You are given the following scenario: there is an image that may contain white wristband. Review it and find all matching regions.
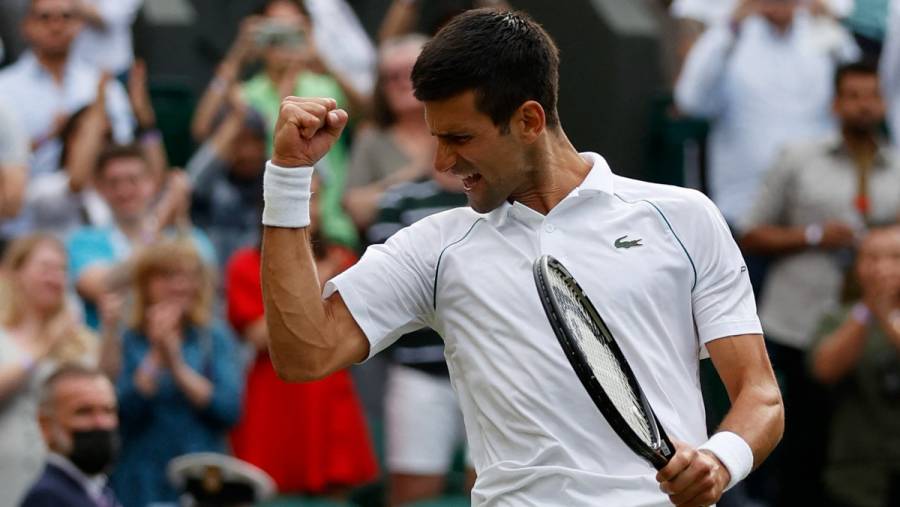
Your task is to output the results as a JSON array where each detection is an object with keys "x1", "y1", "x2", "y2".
[
  {"x1": 262, "y1": 161, "x2": 314, "y2": 228},
  {"x1": 804, "y1": 223, "x2": 824, "y2": 246},
  {"x1": 697, "y1": 431, "x2": 753, "y2": 492}
]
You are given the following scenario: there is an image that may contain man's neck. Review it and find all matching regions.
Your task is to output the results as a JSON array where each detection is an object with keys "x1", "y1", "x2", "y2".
[
  {"x1": 34, "y1": 50, "x2": 68, "y2": 83},
  {"x1": 843, "y1": 127, "x2": 879, "y2": 160},
  {"x1": 510, "y1": 130, "x2": 592, "y2": 215}
]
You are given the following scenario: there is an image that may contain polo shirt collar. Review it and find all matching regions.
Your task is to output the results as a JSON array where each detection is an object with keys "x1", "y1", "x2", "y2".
[
  {"x1": 489, "y1": 151, "x2": 616, "y2": 227},
  {"x1": 826, "y1": 134, "x2": 895, "y2": 168}
]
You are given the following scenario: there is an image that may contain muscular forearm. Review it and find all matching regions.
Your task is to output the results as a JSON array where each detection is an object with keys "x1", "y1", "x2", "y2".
[
  {"x1": 261, "y1": 226, "x2": 368, "y2": 381},
  {"x1": 709, "y1": 336, "x2": 784, "y2": 470},
  {"x1": 262, "y1": 226, "x2": 334, "y2": 380}
]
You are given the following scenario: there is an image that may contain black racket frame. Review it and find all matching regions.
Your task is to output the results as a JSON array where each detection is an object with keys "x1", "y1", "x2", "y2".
[{"x1": 533, "y1": 254, "x2": 675, "y2": 470}]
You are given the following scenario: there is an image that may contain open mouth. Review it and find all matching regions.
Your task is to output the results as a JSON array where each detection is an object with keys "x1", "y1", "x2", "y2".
[{"x1": 461, "y1": 173, "x2": 482, "y2": 191}]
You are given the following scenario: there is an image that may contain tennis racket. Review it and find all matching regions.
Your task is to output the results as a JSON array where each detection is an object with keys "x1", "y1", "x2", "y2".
[{"x1": 532, "y1": 254, "x2": 674, "y2": 470}]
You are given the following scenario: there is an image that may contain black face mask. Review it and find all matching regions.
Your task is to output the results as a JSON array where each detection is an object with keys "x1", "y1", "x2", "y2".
[{"x1": 67, "y1": 429, "x2": 120, "y2": 476}]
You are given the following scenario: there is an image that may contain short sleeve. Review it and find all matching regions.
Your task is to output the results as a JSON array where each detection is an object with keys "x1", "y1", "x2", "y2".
[
  {"x1": 683, "y1": 193, "x2": 762, "y2": 345},
  {"x1": 323, "y1": 219, "x2": 439, "y2": 359}
]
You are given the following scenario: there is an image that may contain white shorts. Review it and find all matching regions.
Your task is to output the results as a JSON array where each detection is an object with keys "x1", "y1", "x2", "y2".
[{"x1": 385, "y1": 364, "x2": 471, "y2": 475}]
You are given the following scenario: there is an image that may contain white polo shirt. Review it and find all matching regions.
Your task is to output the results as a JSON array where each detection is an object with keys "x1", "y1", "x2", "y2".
[{"x1": 325, "y1": 152, "x2": 761, "y2": 506}]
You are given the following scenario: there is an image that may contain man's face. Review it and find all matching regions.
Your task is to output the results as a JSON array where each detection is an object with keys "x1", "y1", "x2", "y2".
[
  {"x1": 95, "y1": 157, "x2": 155, "y2": 222},
  {"x1": 425, "y1": 91, "x2": 529, "y2": 213},
  {"x1": 23, "y1": 0, "x2": 81, "y2": 59},
  {"x1": 834, "y1": 73, "x2": 885, "y2": 133},
  {"x1": 42, "y1": 376, "x2": 118, "y2": 455}
]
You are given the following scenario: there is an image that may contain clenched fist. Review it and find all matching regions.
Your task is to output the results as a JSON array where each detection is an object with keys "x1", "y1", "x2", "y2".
[{"x1": 272, "y1": 96, "x2": 349, "y2": 168}]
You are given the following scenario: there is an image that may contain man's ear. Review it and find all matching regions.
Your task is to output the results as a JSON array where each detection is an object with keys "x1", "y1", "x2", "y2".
[{"x1": 515, "y1": 100, "x2": 546, "y2": 144}]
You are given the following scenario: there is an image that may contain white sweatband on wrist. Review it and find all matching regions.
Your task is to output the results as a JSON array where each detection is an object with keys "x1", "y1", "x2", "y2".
[
  {"x1": 262, "y1": 161, "x2": 314, "y2": 228},
  {"x1": 697, "y1": 431, "x2": 753, "y2": 491}
]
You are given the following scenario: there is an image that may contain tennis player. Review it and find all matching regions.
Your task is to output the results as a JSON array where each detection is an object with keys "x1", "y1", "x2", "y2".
[{"x1": 261, "y1": 9, "x2": 783, "y2": 506}]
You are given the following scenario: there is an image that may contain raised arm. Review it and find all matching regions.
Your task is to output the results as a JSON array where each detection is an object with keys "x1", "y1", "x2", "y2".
[
  {"x1": 262, "y1": 97, "x2": 369, "y2": 382},
  {"x1": 674, "y1": 0, "x2": 757, "y2": 117}
]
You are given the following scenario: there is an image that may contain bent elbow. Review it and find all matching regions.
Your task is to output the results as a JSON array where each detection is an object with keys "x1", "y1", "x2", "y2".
[{"x1": 270, "y1": 352, "x2": 331, "y2": 383}]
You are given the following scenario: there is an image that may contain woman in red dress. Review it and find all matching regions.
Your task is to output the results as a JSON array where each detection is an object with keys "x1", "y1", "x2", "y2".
[{"x1": 227, "y1": 176, "x2": 378, "y2": 495}]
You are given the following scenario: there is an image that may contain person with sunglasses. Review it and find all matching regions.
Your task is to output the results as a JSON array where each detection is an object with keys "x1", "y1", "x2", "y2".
[{"x1": 0, "y1": 0, "x2": 135, "y2": 234}]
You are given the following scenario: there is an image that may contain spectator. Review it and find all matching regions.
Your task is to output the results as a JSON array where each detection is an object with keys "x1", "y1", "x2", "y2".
[
  {"x1": 25, "y1": 83, "x2": 113, "y2": 240},
  {"x1": 344, "y1": 35, "x2": 433, "y2": 232},
  {"x1": 191, "y1": 0, "x2": 358, "y2": 249},
  {"x1": 21, "y1": 365, "x2": 121, "y2": 507},
  {"x1": 810, "y1": 226, "x2": 900, "y2": 507},
  {"x1": 111, "y1": 240, "x2": 242, "y2": 507},
  {"x1": 227, "y1": 175, "x2": 377, "y2": 497},
  {"x1": 0, "y1": 234, "x2": 97, "y2": 506},
  {"x1": 675, "y1": 0, "x2": 860, "y2": 230},
  {"x1": 66, "y1": 145, "x2": 215, "y2": 329},
  {"x1": 366, "y1": 165, "x2": 471, "y2": 506},
  {"x1": 0, "y1": 0, "x2": 134, "y2": 179},
  {"x1": 26, "y1": 59, "x2": 165, "y2": 241},
  {"x1": 740, "y1": 60, "x2": 900, "y2": 505},
  {"x1": 187, "y1": 94, "x2": 266, "y2": 266},
  {"x1": 883, "y1": 0, "x2": 900, "y2": 146},
  {"x1": 70, "y1": 0, "x2": 143, "y2": 78},
  {"x1": 0, "y1": 100, "x2": 28, "y2": 235}
]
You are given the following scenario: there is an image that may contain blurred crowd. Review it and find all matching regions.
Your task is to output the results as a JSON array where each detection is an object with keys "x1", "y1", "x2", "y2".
[{"x1": 0, "y1": 0, "x2": 899, "y2": 506}]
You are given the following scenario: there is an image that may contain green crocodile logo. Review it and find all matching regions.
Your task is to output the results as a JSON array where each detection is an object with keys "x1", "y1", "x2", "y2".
[{"x1": 614, "y1": 235, "x2": 643, "y2": 249}]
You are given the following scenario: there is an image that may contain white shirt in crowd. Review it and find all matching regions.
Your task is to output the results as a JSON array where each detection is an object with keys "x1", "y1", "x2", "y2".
[
  {"x1": 325, "y1": 152, "x2": 762, "y2": 506},
  {"x1": 71, "y1": 0, "x2": 144, "y2": 76},
  {"x1": 26, "y1": 171, "x2": 112, "y2": 240},
  {"x1": 0, "y1": 51, "x2": 134, "y2": 178},
  {"x1": 883, "y1": 0, "x2": 900, "y2": 147},
  {"x1": 0, "y1": 99, "x2": 28, "y2": 167},
  {"x1": 675, "y1": 12, "x2": 859, "y2": 225},
  {"x1": 0, "y1": 52, "x2": 133, "y2": 237},
  {"x1": 305, "y1": 0, "x2": 377, "y2": 97},
  {"x1": 670, "y1": 0, "x2": 855, "y2": 24}
]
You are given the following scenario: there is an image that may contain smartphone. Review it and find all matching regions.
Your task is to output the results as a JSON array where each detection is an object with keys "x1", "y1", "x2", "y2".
[{"x1": 255, "y1": 21, "x2": 306, "y2": 49}]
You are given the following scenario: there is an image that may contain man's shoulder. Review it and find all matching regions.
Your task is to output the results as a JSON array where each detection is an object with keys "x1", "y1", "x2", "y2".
[
  {"x1": 387, "y1": 206, "x2": 485, "y2": 249},
  {"x1": 22, "y1": 464, "x2": 89, "y2": 507},
  {"x1": 611, "y1": 176, "x2": 726, "y2": 232},
  {"x1": 612, "y1": 176, "x2": 712, "y2": 212}
]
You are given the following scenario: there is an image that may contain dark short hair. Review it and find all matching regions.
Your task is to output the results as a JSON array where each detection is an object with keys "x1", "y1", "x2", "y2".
[
  {"x1": 411, "y1": 8, "x2": 560, "y2": 132},
  {"x1": 834, "y1": 59, "x2": 879, "y2": 95},
  {"x1": 95, "y1": 143, "x2": 148, "y2": 178}
]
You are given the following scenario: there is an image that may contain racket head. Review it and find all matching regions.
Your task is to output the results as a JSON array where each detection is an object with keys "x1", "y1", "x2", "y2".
[{"x1": 532, "y1": 254, "x2": 674, "y2": 470}]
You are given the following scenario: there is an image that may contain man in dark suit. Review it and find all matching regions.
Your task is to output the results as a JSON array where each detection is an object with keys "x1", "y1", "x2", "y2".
[{"x1": 21, "y1": 364, "x2": 121, "y2": 507}]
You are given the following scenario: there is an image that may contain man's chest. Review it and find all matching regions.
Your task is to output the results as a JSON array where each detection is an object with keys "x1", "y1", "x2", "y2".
[{"x1": 431, "y1": 200, "x2": 697, "y2": 365}]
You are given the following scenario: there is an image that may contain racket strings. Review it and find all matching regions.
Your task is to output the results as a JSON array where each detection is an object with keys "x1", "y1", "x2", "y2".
[{"x1": 549, "y1": 273, "x2": 654, "y2": 447}]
